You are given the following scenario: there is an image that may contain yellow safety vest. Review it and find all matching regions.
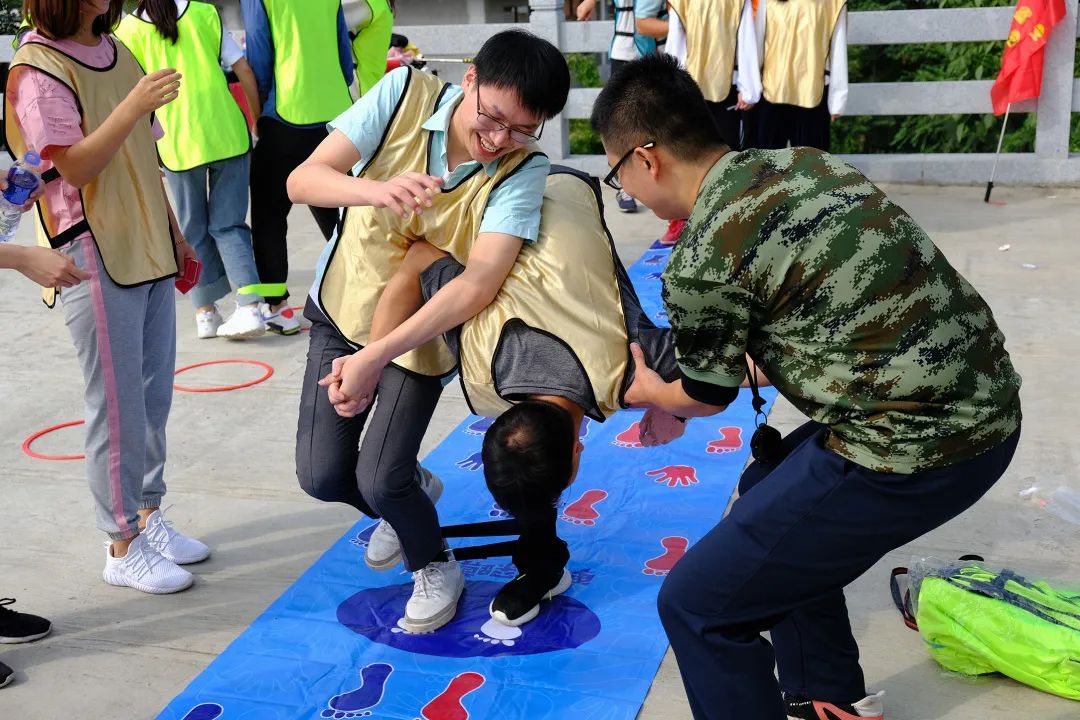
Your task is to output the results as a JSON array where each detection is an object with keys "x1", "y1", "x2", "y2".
[
  {"x1": 317, "y1": 68, "x2": 542, "y2": 376},
  {"x1": 667, "y1": 0, "x2": 745, "y2": 102},
  {"x1": 263, "y1": 0, "x2": 353, "y2": 125},
  {"x1": 4, "y1": 40, "x2": 177, "y2": 307},
  {"x1": 116, "y1": 2, "x2": 251, "y2": 171},
  {"x1": 351, "y1": 0, "x2": 394, "y2": 97},
  {"x1": 762, "y1": 0, "x2": 847, "y2": 108},
  {"x1": 459, "y1": 170, "x2": 630, "y2": 421}
]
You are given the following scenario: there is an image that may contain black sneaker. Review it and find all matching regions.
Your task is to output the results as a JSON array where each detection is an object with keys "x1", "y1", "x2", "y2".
[
  {"x1": 784, "y1": 691, "x2": 885, "y2": 720},
  {"x1": 0, "y1": 598, "x2": 52, "y2": 644},
  {"x1": 0, "y1": 660, "x2": 13, "y2": 689},
  {"x1": 489, "y1": 568, "x2": 572, "y2": 627}
]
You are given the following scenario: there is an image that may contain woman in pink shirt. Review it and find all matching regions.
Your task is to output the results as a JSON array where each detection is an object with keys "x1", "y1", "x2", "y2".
[{"x1": 5, "y1": 0, "x2": 208, "y2": 595}]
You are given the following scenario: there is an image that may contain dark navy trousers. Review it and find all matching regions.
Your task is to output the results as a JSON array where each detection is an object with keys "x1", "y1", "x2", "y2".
[{"x1": 657, "y1": 421, "x2": 1020, "y2": 720}]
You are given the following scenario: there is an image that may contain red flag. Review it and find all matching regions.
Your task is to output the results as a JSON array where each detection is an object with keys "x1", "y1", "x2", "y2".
[{"x1": 991, "y1": 0, "x2": 1067, "y2": 115}]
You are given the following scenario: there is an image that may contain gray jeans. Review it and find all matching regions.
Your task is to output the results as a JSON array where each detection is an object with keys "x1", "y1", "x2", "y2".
[
  {"x1": 296, "y1": 300, "x2": 446, "y2": 570},
  {"x1": 61, "y1": 237, "x2": 175, "y2": 540}
]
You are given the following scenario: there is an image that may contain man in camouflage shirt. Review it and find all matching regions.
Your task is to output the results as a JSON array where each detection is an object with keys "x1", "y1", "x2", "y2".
[{"x1": 592, "y1": 54, "x2": 1021, "y2": 720}]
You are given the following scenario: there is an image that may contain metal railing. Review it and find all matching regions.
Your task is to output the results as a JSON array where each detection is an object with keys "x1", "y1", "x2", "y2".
[{"x1": 4, "y1": 1, "x2": 1078, "y2": 184}]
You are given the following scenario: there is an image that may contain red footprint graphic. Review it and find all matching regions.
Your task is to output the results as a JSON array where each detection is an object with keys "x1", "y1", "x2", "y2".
[
  {"x1": 612, "y1": 421, "x2": 643, "y2": 448},
  {"x1": 560, "y1": 489, "x2": 608, "y2": 526},
  {"x1": 706, "y1": 426, "x2": 743, "y2": 454},
  {"x1": 643, "y1": 536, "x2": 689, "y2": 576},
  {"x1": 418, "y1": 672, "x2": 485, "y2": 720}
]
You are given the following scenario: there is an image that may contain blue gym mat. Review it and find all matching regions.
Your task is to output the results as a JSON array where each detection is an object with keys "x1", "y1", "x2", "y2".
[{"x1": 159, "y1": 243, "x2": 776, "y2": 720}]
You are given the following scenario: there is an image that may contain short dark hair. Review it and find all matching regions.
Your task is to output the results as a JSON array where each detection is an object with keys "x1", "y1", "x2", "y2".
[
  {"x1": 24, "y1": 0, "x2": 123, "y2": 40},
  {"x1": 473, "y1": 29, "x2": 570, "y2": 120},
  {"x1": 591, "y1": 53, "x2": 725, "y2": 160},
  {"x1": 482, "y1": 401, "x2": 575, "y2": 520}
]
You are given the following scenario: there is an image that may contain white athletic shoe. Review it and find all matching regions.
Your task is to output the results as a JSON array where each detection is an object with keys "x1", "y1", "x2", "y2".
[
  {"x1": 365, "y1": 466, "x2": 444, "y2": 571},
  {"x1": 195, "y1": 306, "x2": 222, "y2": 339},
  {"x1": 102, "y1": 533, "x2": 193, "y2": 594},
  {"x1": 259, "y1": 302, "x2": 301, "y2": 335},
  {"x1": 142, "y1": 508, "x2": 210, "y2": 565},
  {"x1": 403, "y1": 555, "x2": 464, "y2": 634},
  {"x1": 216, "y1": 304, "x2": 267, "y2": 340}
]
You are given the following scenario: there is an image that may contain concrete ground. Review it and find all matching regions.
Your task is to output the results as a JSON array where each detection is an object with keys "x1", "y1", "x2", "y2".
[{"x1": 0, "y1": 183, "x2": 1077, "y2": 720}]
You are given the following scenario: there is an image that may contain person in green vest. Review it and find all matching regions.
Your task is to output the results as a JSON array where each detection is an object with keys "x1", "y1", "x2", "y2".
[
  {"x1": 117, "y1": 0, "x2": 266, "y2": 340},
  {"x1": 347, "y1": 0, "x2": 394, "y2": 98},
  {"x1": 242, "y1": 0, "x2": 355, "y2": 335}
]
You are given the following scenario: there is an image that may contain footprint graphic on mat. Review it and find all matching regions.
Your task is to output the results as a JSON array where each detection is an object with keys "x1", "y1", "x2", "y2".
[
  {"x1": 706, "y1": 426, "x2": 743, "y2": 454},
  {"x1": 643, "y1": 536, "x2": 689, "y2": 577},
  {"x1": 489, "y1": 502, "x2": 511, "y2": 519},
  {"x1": 578, "y1": 417, "x2": 591, "y2": 441},
  {"x1": 349, "y1": 521, "x2": 379, "y2": 549},
  {"x1": 612, "y1": 421, "x2": 643, "y2": 448},
  {"x1": 320, "y1": 662, "x2": 394, "y2": 718},
  {"x1": 473, "y1": 617, "x2": 522, "y2": 646},
  {"x1": 416, "y1": 671, "x2": 486, "y2": 720},
  {"x1": 463, "y1": 416, "x2": 494, "y2": 436},
  {"x1": 181, "y1": 704, "x2": 223, "y2": 720},
  {"x1": 560, "y1": 489, "x2": 608, "y2": 526}
]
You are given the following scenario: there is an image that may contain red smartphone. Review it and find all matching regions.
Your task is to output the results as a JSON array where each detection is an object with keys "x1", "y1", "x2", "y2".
[{"x1": 175, "y1": 257, "x2": 202, "y2": 294}]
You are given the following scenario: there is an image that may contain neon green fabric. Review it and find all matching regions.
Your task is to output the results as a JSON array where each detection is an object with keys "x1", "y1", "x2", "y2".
[
  {"x1": 263, "y1": 0, "x2": 353, "y2": 126},
  {"x1": 351, "y1": 0, "x2": 394, "y2": 97},
  {"x1": 238, "y1": 283, "x2": 288, "y2": 298},
  {"x1": 116, "y1": 2, "x2": 250, "y2": 171},
  {"x1": 916, "y1": 564, "x2": 1080, "y2": 700}
]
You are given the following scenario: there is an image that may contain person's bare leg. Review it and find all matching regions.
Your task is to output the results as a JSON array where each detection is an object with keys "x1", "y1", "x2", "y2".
[{"x1": 369, "y1": 241, "x2": 449, "y2": 342}]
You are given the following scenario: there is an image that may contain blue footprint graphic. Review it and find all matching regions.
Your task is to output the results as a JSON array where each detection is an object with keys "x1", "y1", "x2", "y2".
[
  {"x1": 181, "y1": 704, "x2": 223, "y2": 720},
  {"x1": 579, "y1": 417, "x2": 591, "y2": 441},
  {"x1": 463, "y1": 416, "x2": 494, "y2": 436},
  {"x1": 349, "y1": 521, "x2": 379, "y2": 548},
  {"x1": 321, "y1": 662, "x2": 394, "y2": 718},
  {"x1": 489, "y1": 502, "x2": 511, "y2": 518}
]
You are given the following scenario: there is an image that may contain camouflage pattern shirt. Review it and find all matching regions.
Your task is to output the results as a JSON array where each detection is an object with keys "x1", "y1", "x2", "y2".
[{"x1": 662, "y1": 148, "x2": 1022, "y2": 473}]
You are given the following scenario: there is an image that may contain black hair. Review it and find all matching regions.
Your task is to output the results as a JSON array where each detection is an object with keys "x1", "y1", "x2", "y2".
[
  {"x1": 473, "y1": 29, "x2": 570, "y2": 120},
  {"x1": 481, "y1": 400, "x2": 575, "y2": 520},
  {"x1": 591, "y1": 53, "x2": 726, "y2": 160},
  {"x1": 137, "y1": 0, "x2": 179, "y2": 44}
]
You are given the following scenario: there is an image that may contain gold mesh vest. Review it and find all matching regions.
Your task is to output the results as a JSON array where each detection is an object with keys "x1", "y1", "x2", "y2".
[
  {"x1": 459, "y1": 170, "x2": 630, "y2": 420},
  {"x1": 317, "y1": 69, "x2": 542, "y2": 376},
  {"x1": 4, "y1": 40, "x2": 176, "y2": 307},
  {"x1": 668, "y1": 0, "x2": 744, "y2": 102},
  {"x1": 762, "y1": 0, "x2": 847, "y2": 108}
]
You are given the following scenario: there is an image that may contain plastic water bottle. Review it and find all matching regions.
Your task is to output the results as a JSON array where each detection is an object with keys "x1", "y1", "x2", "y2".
[{"x1": 0, "y1": 151, "x2": 43, "y2": 243}]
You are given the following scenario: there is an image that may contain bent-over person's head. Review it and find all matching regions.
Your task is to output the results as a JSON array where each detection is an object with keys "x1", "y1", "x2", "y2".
[
  {"x1": 481, "y1": 400, "x2": 583, "y2": 524},
  {"x1": 591, "y1": 54, "x2": 727, "y2": 219}
]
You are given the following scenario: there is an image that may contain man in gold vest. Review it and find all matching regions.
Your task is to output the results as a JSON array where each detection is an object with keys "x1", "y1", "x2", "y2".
[
  {"x1": 360, "y1": 167, "x2": 689, "y2": 627},
  {"x1": 752, "y1": 0, "x2": 849, "y2": 150},
  {"x1": 288, "y1": 30, "x2": 570, "y2": 634}
]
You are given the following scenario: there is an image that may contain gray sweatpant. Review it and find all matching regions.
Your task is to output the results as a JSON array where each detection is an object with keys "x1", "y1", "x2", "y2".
[{"x1": 61, "y1": 237, "x2": 175, "y2": 541}]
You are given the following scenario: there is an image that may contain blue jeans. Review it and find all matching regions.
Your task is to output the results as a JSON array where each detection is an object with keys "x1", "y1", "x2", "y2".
[
  {"x1": 165, "y1": 154, "x2": 260, "y2": 308},
  {"x1": 657, "y1": 421, "x2": 1020, "y2": 720}
]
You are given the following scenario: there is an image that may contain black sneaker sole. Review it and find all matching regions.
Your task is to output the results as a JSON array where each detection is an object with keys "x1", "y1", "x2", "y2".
[
  {"x1": 0, "y1": 626, "x2": 51, "y2": 644},
  {"x1": 265, "y1": 324, "x2": 301, "y2": 336}
]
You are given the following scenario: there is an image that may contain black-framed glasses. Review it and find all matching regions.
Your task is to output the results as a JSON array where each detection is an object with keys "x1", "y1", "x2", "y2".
[
  {"x1": 475, "y1": 87, "x2": 544, "y2": 145},
  {"x1": 604, "y1": 141, "x2": 655, "y2": 190}
]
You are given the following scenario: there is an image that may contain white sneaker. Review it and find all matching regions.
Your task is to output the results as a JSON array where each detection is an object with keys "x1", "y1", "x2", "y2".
[
  {"x1": 216, "y1": 303, "x2": 267, "y2": 340},
  {"x1": 102, "y1": 533, "x2": 193, "y2": 594},
  {"x1": 142, "y1": 508, "x2": 210, "y2": 564},
  {"x1": 195, "y1": 306, "x2": 222, "y2": 339},
  {"x1": 365, "y1": 466, "x2": 444, "y2": 571},
  {"x1": 259, "y1": 302, "x2": 301, "y2": 335},
  {"x1": 403, "y1": 556, "x2": 464, "y2": 634}
]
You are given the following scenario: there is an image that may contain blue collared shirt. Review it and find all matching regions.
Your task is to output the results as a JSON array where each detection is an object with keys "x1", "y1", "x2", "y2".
[
  {"x1": 310, "y1": 67, "x2": 550, "y2": 302},
  {"x1": 241, "y1": 0, "x2": 355, "y2": 128}
]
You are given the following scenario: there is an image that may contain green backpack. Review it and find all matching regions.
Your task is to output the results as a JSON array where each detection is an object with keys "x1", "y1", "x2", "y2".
[{"x1": 892, "y1": 560, "x2": 1080, "y2": 701}]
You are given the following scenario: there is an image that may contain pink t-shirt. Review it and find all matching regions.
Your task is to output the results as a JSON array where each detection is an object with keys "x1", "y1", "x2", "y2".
[{"x1": 8, "y1": 31, "x2": 164, "y2": 244}]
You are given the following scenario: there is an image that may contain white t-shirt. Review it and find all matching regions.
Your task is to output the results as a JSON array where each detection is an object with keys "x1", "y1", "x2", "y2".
[
  {"x1": 665, "y1": 0, "x2": 761, "y2": 104},
  {"x1": 134, "y1": 0, "x2": 245, "y2": 68}
]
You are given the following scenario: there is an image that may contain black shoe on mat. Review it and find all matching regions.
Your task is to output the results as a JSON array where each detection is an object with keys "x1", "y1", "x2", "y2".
[{"x1": 489, "y1": 568, "x2": 572, "y2": 627}]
